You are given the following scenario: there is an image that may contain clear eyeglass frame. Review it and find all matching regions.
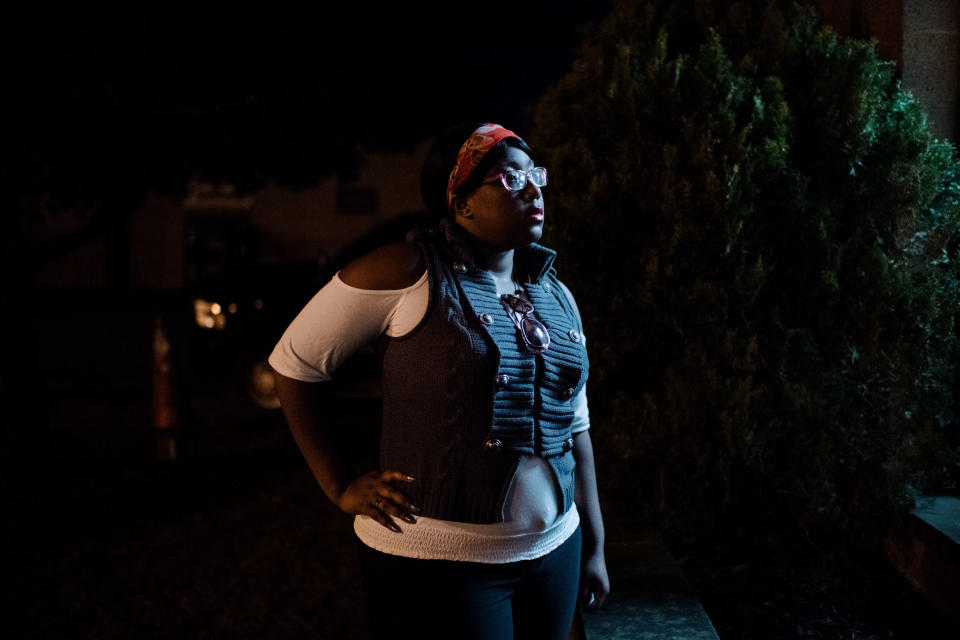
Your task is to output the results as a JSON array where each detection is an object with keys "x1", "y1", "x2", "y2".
[{"x1": 480, "y1": 167, "x2": 548, "y2": 192}]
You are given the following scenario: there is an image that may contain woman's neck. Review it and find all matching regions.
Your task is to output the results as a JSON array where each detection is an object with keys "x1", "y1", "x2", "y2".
[
  {"x1": 451, "y1": 220, "x2": 516, "y2": 280},
  {"x1": 443, "y1": 218, "x2": 527, "y2": 294},
  {"x1": 473, "y1": 245, "x2": 515, "y2": 279},
  {"x1": 482, "y1": 251, "x2": 520, "y2": 296},
  {"x1": 466, "y1": 234, "x2": 520, "y2": 296}
]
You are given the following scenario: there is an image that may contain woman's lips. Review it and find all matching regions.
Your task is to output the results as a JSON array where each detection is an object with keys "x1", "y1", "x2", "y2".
[{"x1": 528, "y1": 208, "x2": 545, "y2": 221}]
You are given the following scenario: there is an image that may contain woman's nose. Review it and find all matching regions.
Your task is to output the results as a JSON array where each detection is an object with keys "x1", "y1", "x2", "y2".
[{"x1": 521, "y1": 180, "x2": 541, "y2": 200}]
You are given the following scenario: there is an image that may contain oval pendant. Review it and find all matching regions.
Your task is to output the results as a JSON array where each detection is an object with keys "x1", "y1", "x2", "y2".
[{"x1": 521, "y1": 318, "x2": 550, "y2": 351}]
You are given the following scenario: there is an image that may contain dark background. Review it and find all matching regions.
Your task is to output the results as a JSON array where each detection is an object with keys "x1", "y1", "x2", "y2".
[
  {"x1": 5, "y1": 5, "x2": 622, "y2": 638},
  {"x1": 5, "y1": 1, "x2": 958, "y2": 638},
  {"x1": 8, "y1": 3, "x2": 614, "y2": 197}
]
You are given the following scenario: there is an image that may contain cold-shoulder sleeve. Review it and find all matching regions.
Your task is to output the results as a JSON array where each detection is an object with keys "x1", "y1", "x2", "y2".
[{"x1": 268, "y1": 270, "x2": 428, "y2": 382}]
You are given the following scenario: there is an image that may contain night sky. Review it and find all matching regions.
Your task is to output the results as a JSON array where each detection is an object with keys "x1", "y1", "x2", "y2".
[{"x1": 10, "y1": 2, "x2": 614, "y2": 203}]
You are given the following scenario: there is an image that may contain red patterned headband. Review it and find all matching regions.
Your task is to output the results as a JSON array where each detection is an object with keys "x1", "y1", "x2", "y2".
[{"x1": 446, "y1": 123, "x2": 522, "y2": 209}]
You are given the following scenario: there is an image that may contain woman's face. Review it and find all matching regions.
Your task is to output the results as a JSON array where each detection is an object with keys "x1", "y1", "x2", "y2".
[{"x1": 456, "y1": 147, "x2": 545, "y2": 250}]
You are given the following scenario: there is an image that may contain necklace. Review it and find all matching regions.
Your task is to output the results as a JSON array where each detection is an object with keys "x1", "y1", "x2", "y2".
[{"x1": 491, "y1": 267, "x2": 522, "y2": 297}]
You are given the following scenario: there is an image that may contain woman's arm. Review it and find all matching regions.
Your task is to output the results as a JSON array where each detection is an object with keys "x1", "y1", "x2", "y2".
[
  {"x1": 272, "y1": 241, "x2": 426, "y2": 532},
  {"x1": 275, "y1": 373, "x2": 419, "y2": 532},
  {"x1": 573, "y1": 430, "x2": 610, "y2": 612},
  {"x1": 274, "y1": 373, "x2": 355, "y2": 505},
  {"x1": 557, "y1": 279, "x2": 610, "y2": 609}
]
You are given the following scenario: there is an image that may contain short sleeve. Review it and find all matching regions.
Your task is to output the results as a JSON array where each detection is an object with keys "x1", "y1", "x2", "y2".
[
  {"x1": 570, "y1": 332, "x2": 590, "y2": 433},
  {"x1": 268, "y1": 270, "x2": 428, "y2": 382}
]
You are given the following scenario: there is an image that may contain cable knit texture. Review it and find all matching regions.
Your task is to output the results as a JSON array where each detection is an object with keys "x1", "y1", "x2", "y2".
[{"x1": 378, "y1": 219, "x2": 588, "y2": 524}]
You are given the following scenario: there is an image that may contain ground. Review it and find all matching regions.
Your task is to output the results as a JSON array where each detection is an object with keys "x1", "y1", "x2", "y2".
[{"x1": 10, "y1": 405, "x2": 957, "y2": 639}]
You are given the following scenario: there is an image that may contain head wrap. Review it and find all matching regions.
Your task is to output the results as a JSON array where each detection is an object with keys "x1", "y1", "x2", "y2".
[{"x1": 445, "y1": 124, "x2": 522, "y2": 210}]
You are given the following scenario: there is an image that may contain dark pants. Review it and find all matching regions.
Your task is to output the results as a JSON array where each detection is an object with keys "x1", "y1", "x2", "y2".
[{"x1": 357, "y1": 525, "x2": 582, "y2": 640}]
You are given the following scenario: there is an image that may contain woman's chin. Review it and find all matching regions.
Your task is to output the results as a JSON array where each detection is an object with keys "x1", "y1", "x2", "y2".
[{"x1": 526, "y1": 223, "x2": 544, "y2": 243}]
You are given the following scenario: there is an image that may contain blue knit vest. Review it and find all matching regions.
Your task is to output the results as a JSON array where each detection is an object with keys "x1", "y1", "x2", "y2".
[{"x1": 377, "y1": 219, "x2": 589, "y2": 524}]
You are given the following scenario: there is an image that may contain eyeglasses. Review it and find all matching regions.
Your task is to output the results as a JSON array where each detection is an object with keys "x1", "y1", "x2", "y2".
[
  {"x1": 500, "y1": 293, "x2": 550, "y2": 353},
  {"x1": 480, "y1": 167, "x2": 548, "y2": 192}
]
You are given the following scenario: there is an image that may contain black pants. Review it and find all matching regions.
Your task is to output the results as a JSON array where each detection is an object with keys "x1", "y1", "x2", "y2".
[{"x1": 357, "y1": 526, "x2": 582, "y2": 640}]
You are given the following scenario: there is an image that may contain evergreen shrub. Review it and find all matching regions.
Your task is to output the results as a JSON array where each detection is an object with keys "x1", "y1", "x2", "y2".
[{"x1": 532, "y1": 0, "x2": 960, "y2": 542}]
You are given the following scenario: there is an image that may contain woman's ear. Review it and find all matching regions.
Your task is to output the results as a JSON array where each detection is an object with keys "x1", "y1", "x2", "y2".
[{"x1": 451, "y1": 196, "x2": 472, "y2": 219}]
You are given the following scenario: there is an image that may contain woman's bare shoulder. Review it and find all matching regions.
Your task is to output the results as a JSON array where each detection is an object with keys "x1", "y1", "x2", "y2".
[{"x1": 338, "y1": 242, "x2": 426, "y2": 290}]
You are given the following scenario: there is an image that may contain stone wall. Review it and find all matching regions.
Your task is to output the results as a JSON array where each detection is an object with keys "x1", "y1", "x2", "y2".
[
  {"x1": 903, "y1": 0, "x2": 959, "y2": 141},
  {"x1": 810, "y1": 0, "x2": 958, "y2": 142}
]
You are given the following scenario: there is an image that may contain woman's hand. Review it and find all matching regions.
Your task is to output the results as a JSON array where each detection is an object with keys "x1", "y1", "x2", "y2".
[
  {"x1": 336, "y1": 470, "x2": 420, "y2": 533},
  {"x1": 580, "y1": 549, "x2": 610, "y2": 612}
]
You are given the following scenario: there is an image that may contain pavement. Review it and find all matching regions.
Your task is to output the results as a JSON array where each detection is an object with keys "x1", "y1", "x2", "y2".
[
  {"x1": 14, "y1": 422, "x2": 372, "y2": 640},
  {"x1": 583, "y1": 534, "x2": 719, "y2": 640}
]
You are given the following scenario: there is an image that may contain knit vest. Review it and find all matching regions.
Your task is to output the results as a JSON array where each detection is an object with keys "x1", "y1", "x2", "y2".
[{"x1": 377, "y1": 219, "x2": 589, "y2": 524}]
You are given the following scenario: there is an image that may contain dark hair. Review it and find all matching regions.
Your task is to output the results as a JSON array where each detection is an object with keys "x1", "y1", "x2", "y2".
[{"x1": 420, "y1": 123, "x2": 534, "y2": 219}]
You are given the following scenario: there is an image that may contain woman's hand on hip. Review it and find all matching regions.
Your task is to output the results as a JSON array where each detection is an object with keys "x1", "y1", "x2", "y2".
[
  {"x1": 580, "y1": 549, "x2": 610, "y2": 613},
  {"x1": 336, "y1": 470, "x2": 420, "y2": 533}
]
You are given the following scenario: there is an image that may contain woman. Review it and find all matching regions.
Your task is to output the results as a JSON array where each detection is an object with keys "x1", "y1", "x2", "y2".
[{"x1": 270, "y1": 123, "x2": 609, "y2": 639}]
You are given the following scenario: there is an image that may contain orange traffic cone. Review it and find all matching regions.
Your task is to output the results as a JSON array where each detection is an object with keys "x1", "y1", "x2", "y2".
[{"x1": 153, "y1": 315, "x2": 179, "y2": 461}]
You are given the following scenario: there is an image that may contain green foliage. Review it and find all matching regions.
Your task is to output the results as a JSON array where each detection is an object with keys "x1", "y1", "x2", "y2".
[{"x1": 532, "y1": 0, "x2": 960, "y2": 542}]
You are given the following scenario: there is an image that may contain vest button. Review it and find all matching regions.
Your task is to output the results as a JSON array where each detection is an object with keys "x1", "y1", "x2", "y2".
[
  {"x1": 453, "y1": 262, "x2": 468, "y2": 274},
  {"x1": 563, "y1": 437, "x2": 575, "y2": 451},
  {"x1": 495, "y1": 374, "x2": 510, "y2": 389},
  {"x1": 484, "y1": 438, "x2": 502, "y2": 452},
  {"x1": 564, "y1": 387, "x2": 576, "y2": 399},
  {"x1": 479, "y1": 313, "x2": 494, "y2": 325},
  {"x1": 544, "y1": 283, "x2": 551, "y2": 291},
  {"x1": 568, "y1": 329, "x2": 581, "y2": 343}
]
